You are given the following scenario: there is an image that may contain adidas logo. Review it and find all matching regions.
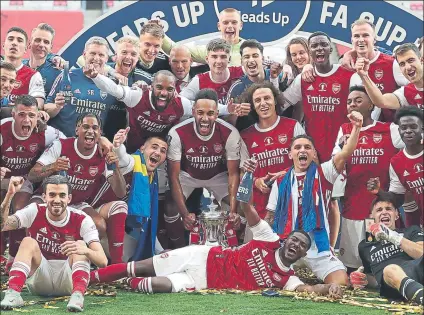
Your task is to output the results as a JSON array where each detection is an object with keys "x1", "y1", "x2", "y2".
[
  {"x1": 40, "y1": 227, "x2": 47, "y2": 234},
  {"x1": 187, "y1": 148, "x2": 194, "y2": 153},
  {"x1": 415, "y1": 94, "x2": 422, "y2": 100},
  {"x1": 307, "y1": 85, "x2": 314, "y2": 91},
  {"x1": 6, "y1": 146, "x2": 13, "y2": 152},
  {"x1": 143, "y1": 111, "x2": 150, "y2": 116},
  {"x1": 262, "y1": 249, "x2": 268, "y2": 257},
  {"x1": 252, "y1": 142, "x2": 258, "y2": 148},
  {"x1": 403, "y1": 170, "x2": 410, "y2": 176}
]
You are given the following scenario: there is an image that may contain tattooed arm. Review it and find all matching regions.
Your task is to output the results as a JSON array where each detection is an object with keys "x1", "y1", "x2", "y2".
[
  {"x1": 1, "y1": 177, "x2": 24, "y2": 231},
  {"x1": 28, "y1": 157, "x2": 70, "y2": 183}
]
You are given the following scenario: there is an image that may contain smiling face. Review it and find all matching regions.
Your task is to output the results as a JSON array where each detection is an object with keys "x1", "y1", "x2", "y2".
[
  {"x1": 169, "y1": 47, "x2": 192, "y2": 80},
  {"x1": 241, "y1": 47, "x2": 263, "y2": 79},
  {"x1": 280, "y1": 232, "x2": 309, "y2": 264},
  {"x1": 218, "y1": 11, "x2": 242, "y2": 44},
  {"x1": 30, "y1": 29, "x2": 53, "y2": 60},
  {"x1": 397, "y1": 50, "x2": 423, "y2": 85},
  {"x1": 252, "y1": 87, "x2": 277, "y2": 121},
  {"x1": 398, "y1": 116, "x2": 423, "y2": 147},
  {"x1": 351, "y1": 23, "x2": 375, "y2": 57},
  {"x1": 0, "y1": 68, "x2": 17, "y2": 98},
  {"x1": 83, "y1": 43, "x2": 109, "y2": 72},
  {"x1": 3, "y1": 31, "x2": 27, "y2": 61},
  {"x1": 289, "y1": 137, "x2": 317, "y2": 172},
  {"x1": 75, "y1": 116, "x2": 101, "y2": 151},
  {"x1": 139, "y1": 33, "x2": 162, "y2": 64},
  {"x1": 371, "y1": 201, "x2": 399, "y2": 230},
  {"x1": 43, "y1": 183, "x2": 71, "y2": 219},
  {"x1": 192, "y1": 99, "x2": 218, "y2": 136},
  {"x1": 151, "y1": 74, "x2": 176, "y2": 111},
  {"x1": 116, "y1": 41, "x2": 139, "y2": 76},
  {"x1": 289, "y1": 43, "x2": 309, "y2": 70},
  {"x1": 141, "y1": 137, "x2": 168, "y2": 174},
  {"x1": 309, "y1": 35, "x2": 332, "y2": 66},
  {"x1": 12, "y1": 103, "x2": 38, "y2": 137},
  {"x1": 347, "y1": 90, "x2": 373, "y2": 117},
  {"x1": 206, "y1": 49, "x2": 230, "y2": 77}
]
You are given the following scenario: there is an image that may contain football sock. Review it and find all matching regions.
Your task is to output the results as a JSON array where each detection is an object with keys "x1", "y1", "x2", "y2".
[
  {"x1": 128, "y1": 277, "x2": 153, "y2": 293},
  {"x1": 90, "y1": 262, "x2": 131, "y2": 285},
  {"x1": 8, "y1": 261, "x2": 30, "y2": 293},
  {"x1": 106, "y1": 201, "x2": 127, "y2": 264},
  {"x1": 400, "y1": 277, "x2": 423, "y2": 305},
  {"x1": 403, "y1": 201, "x2": 421, "y2": 227},
  {"x1": 72, "y1": 261, "x2": 91, "y2": 294}
]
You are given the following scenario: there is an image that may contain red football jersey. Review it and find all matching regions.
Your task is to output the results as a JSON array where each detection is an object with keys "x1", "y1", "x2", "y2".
[
  {"x1": 284, "y1": 64, "x2": 354, "y2": 161},
  {"x1": 14, "y1": 203, "x2": 99, "y2": 260},
  {"x1": 390, "y1": 150, "x2": 424, "y2": 216},
  {"x1": 240, "y1": 117, "x2": 304, "y2": 218},
  {"x1": 126, "y1": 90, "x2": 186, "y2": 153},
  {"x1": 206, "y1": 221, "x2": 295, "y2": 290},
  {"x1": 36, "y1": 138, "x2": 106, "y2": 204},
  {"x1": 167, "y1": 118, "x2": 241, "y2": 180},
  {"x1": 197, "y1": 66, "x2": 243, "y2": 103},
  {"x1": 335, "y1": 121, "x2": 402, "y2": 220},
  {"x1": 8, "y1": 64, "x2": 45, "y2": 104},
  {"x1": 0, "y1": 118, "x2": 63, "y2": 177},
  {"x1": 393, "y1": 83, "x2": 423, "y2": 110}
]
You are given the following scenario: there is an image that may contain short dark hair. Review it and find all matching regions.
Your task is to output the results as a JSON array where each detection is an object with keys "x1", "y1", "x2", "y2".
[
  {"x1": 370, "y1": 195, "x2": 398, "y2": 214},
  {"x1": 7, "y1": 27, "x2": 28, "y2": 44},
  {"x1": 13, "y1": 95, "x2": 38, "y2": 109},
  {"x1": 42, "y1": 175, "x2": 72, "y2": 194},
  {"x1": 349, "y1": 85, "x2": 374, "y2": 111},
  {"x1": 146, "y1": 135, "x2": 168, "y2": 147},
  {"x1": 288, "y1": 230, "x2": 312, "y2": 250},
  {"x1": 194, "y1": 88, "x2": 218, "y2": 107},
  {"x1": 395, "y1": 105, "x2": 423, "y2": 125},
  {"x1": 75, "y1": 112, "x2": 102, "y2": 130},
  {"x1": 289, "y1": 134, "x2": 315, "y2": 149},
  {"x1": 206, "y1": 38, "x2": 231, "y2": 54},
  {"x1": 240, "y1": 39, "x2": 264, "y2": 56},
  {"x1": 308, "y1": 31, "x2": 331, "y2": 45},
  {"x1": 0, "y1": 61, "x2": 16, "y2": 72},
  {"x1": 152, "y1": 70, "x2": 176, "y2": 85},
  {"x1": 238, "y1": 81, "x2": 283, "y2": 123},
  {"x1": 395, "y1": 42, "x2": 422, "y2": 61}
]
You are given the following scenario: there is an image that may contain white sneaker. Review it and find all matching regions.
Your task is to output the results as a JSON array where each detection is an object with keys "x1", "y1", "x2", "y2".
[
  {"x1": 67, "y1": 291, "x2": 84, "y2": 312},
  {"x1": 0, "y1": 289, "x2": 24, "y2": 310}
]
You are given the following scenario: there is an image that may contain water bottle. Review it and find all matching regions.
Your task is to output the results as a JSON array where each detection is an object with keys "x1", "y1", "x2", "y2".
[
  {"x1": 60, "y1": 61, "x2": 73, "y2": 105},
  {"x1": 237, "y1": 159, "x2": 255, "y2": 203}
]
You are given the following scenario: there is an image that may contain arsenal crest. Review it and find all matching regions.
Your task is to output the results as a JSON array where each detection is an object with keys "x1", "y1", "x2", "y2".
[
  {"x1": 13, "y1": 80, "x2": 22, "y2": 89},
  {"x1": 214, "y1": 143, "x2": 223, "y2": 153},
  {"x1": 373, "y1": 133, "x2": 382, "y2": 144},
  {"x1": 332, "y1": 83, "x2": 341, "y2": 94},
  {"x1": 273, "y1": 273, "x2": 282, "y2": 282},
  {"x1": 374, "y1": 69, "x2": 384, "y2": 80},
  {"x1": 89, "y1": 166, "x2": 98, "y2": 176},
  {"x1": 100, "y1": 91, "x2": 108, "y2": 100},
  {"x1": 29, "y1": 143, "x2": 38, "y2": 153},
  {"x1": 278, "y1": 134, "x2": 287, "y2": 144}
]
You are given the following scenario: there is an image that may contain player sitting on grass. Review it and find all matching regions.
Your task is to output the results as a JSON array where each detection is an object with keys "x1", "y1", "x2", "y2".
[{"x1": 90, "y1": 159, "x2": 343, "y2": 298}]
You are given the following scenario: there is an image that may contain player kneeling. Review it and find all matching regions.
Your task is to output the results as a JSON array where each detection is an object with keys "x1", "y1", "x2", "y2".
[
  {"x1": 90, "y1": 160, "x2": 342, "y2": 298},
  {"x1": 0, "y1": 175, "x2": 107, "y2": 312}
]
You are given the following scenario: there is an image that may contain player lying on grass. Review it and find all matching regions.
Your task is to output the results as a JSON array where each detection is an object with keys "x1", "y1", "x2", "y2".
[{"x1": 90, "y1": 159, "x2": 343, "y2": 297}]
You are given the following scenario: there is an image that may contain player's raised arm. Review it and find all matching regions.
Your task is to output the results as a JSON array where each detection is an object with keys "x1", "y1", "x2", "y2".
[
  {"x1": 85, "y1": 65, "x2": 143, "y2": 108},
  {"x1": 356, "y1": 57, "x2": 401, "y2": 109},
  {"x1": 1, "y1": 177, "x2": 24, "y2": 231},
  {"x1": 332, "y1": 111, "x2": 363, "y2": 173}
]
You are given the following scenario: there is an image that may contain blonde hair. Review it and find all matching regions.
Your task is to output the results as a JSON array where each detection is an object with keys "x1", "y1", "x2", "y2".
[
  {"x1": 351, "y1": 19, "x2": 376, "y2": 33},
  {"x1": 116, "y1": 35, "x2": 140, "y2": 51}
]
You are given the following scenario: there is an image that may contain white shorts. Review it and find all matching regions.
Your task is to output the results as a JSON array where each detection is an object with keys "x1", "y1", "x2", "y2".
[
  {"x1": 339, "y1": 217, "x2": 365, "y2": 269},
  {"x1": 331, "y1": 173, "x2": 346, "y2": 198},
  {"x1": 26, "y1": 255, "x2": 73, "y2": 296},
  {"x1": 180, "y1": 171, "x2": 229, "y2": 202},
  {"x1": 297, "y1": 253, "x2": 346, "y2": 281},
  {"x1": 1, "y1": 178, "x2": 33, "y2": 194},
  {"x1": 158, "y1": 162, "x2": 169, "y2": 194},
  {"x1": 153, "y1": 245, "x2": 211, "y2": 292}
]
